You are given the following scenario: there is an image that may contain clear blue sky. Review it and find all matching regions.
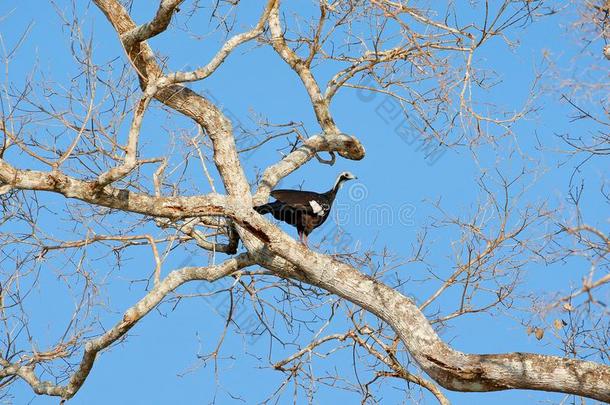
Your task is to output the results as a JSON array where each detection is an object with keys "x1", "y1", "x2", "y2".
[{"x1": 1, "y1": 1, "x2": 607, "y2": 404}]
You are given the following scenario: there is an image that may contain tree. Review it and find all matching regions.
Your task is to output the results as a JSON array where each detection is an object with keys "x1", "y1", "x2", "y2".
[{"x1": 0, "y1": 0, "x2": 608, "y2": 403}]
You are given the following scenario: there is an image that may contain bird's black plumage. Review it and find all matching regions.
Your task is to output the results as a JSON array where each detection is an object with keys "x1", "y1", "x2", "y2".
[{"x1": 254, "y1": 172, "x2": 356, "y2": 246}]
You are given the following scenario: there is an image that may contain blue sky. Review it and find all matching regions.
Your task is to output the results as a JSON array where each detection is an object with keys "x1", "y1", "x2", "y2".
[{"x1": 1, "y1": 1, "x2": 608, "y2": 404}]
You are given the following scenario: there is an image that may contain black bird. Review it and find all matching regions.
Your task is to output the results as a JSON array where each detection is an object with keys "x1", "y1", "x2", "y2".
[{"x1": 254, "y1": 172, "x2": 357, "y2": 247}]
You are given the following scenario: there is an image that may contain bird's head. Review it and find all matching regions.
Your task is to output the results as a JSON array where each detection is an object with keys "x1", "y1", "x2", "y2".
[
  {"x1": 339, "y1": 171, "x2": 357, "y2": 181},
  {"x1": 333, "y1": 171, "x2": 357, "y2": 191}
]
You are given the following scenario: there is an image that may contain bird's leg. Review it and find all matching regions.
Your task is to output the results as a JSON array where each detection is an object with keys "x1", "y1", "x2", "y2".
[
  {"x1": 298, "y1": 230, "x2": 303, "y2": 244},
  {"x1": 303, "y1": 233, "x2": 308, "y2": 248}
]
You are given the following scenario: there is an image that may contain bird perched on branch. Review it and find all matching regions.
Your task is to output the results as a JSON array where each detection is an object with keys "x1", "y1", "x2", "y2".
[{"x1": 254, "y1": 172, "x2": 357, "y2": 247}]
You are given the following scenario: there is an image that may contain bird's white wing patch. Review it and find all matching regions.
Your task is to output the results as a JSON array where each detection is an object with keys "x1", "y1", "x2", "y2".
[{"x1": 309, "y1": 200, "x2": 325, "y2": 216}]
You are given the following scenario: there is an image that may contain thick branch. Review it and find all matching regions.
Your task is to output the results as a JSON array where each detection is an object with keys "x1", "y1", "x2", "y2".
[
  {"x1": 240, "y1": 214, "x2": 610, "y2": 402},
  {"x1": 120, "y1": 0, "x2": 185, "y2": 47},
  {"x1": 268, "y1": 1, "x2": 338, "y2": 134},
  {"x1": 0, "y1": 159, "x2": 230, "y2": 219}
]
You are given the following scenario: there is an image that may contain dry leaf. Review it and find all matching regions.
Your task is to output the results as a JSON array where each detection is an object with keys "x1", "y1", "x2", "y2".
[{"x1": 534, "y1": 327, "x2": 544, "y2": 340}]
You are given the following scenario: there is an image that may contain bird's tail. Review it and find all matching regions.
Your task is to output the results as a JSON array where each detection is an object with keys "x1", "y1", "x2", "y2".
[{"x1": 253, "y1": 204, "x2": 273, "y2": 215}]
